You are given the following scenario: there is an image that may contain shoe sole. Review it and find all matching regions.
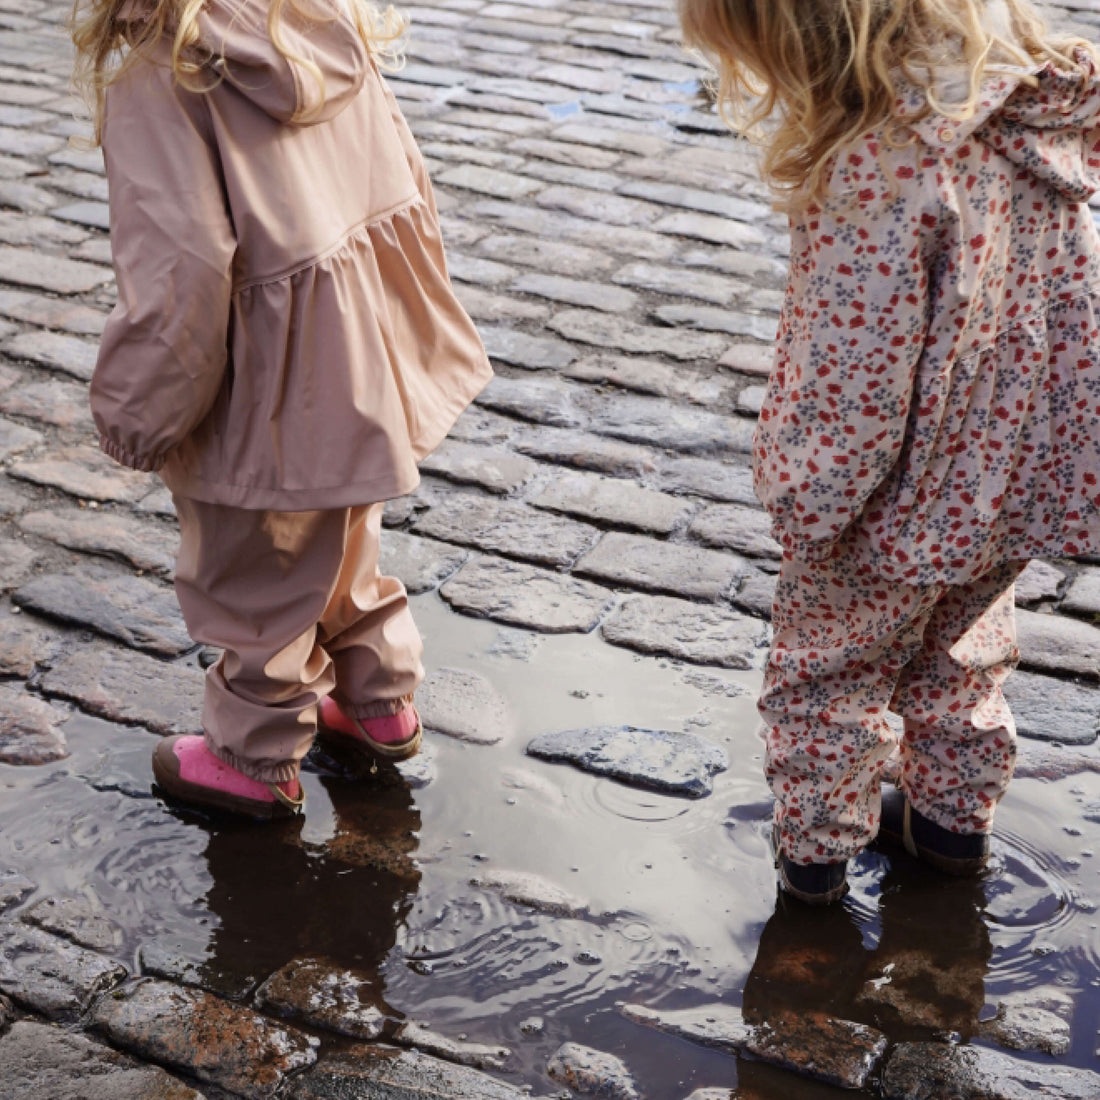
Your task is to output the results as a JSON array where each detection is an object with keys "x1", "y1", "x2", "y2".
[
  {"x1": 152, "y1": 736, "x2": 302, "y2": 821},
  {"x1": 316, "y1": 715, "x2": 423, "y2": 764}
]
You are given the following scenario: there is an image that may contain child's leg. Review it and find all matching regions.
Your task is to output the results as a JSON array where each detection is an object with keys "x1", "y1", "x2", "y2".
[
  {"x1": 173, "y1": 497, "x2": 368, "y2": 784},
  {"x1": 761, "y1": 554, "x2": 942, "y2": 865},
  {"x1": 890, "y1": 562, "x2": 1025, "y2": 836},
  {"x1": 316, "y1": 502, "x2": 424, "y2": 717}
]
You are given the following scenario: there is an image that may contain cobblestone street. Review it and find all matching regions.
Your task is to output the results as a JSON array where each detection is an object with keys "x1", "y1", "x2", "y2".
[{"x1": 3, "y1": 0, "x2": 1100, "y2": 1097}]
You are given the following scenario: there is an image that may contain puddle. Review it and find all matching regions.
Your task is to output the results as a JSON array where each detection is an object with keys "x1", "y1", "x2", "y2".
[{"x1": 1, "y1": 592, "x2": 1100, "y2": 1096}]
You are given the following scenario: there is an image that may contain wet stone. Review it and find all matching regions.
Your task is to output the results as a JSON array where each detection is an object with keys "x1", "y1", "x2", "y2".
[
  {"x1": 0, "y1": 923, "x2": 126, "y2": 1020},
  {"x1": 379, "y1": 531, "x2": 469, "y2": 594},
  {"x1": 603, "y1": 594, "x2": 768, "y2": 669},
  {"x1": 533, "y1": 470, "x2": 693, "y2": 535},
  {"x1": 546, "y1": 1042, "x2": 640, "y2": 1100},
  {"x1": 1002, "y1": 671, "x2": 1100, "y2": 745},
  {"x1": 10, "y1": 445, "x2": 154, "y2": 503},
  {"x1": 412, "y1": 493, "x2": 598, "y2": 568},
  {"x1": 290, "y1": 1044, "x2": 528, "y2": 1100},
  {"x1": 395, "y1": 1020, "x2": 512, "y2": 1071},
  {"x1": 1013, "y1": 559, "x2": 1065, "y2": 606},
  {"x1": 1016, "y1": 609, "x2": 1100, "y2": 680},
  {"x1": 527, "y1": 725, "x2": 728, "y2": 797},
  {"x1": 0, "y1": 874, "x2": 34, "y2": 914},
  {"x1": 91, "y1": 978, "x2": 317, "y2": 1100},
  {"x1": 881, "y1": 1040, "x2": 1100, "y2": 1100},
  {"x1": 418, "y1": 666, "x2": 515, "y2": 744},
  {"x1": 441, "y1": 556, "x2": 614, "y2": 633},
  {"x1": 255, "y1": 958, "x2": 388, "y2": 1041},
  {"x1": 419, "y1": 440, "x2": 540, "y2": 495},
  {"x1": 621, "y1": 1002, "x2": 751, "y2": 1055},
  {"x1": 979, "y1": 992, "x2": 1072, "y2": 1056},
  {"x1": 138, "y1": 941, "x2": 261, "y2": 1003},
  {"x1": 0, "y1": 605, "x2": 65, "y2": 679},
  {"x1": 16, "y1": 567, "x2": 192, "y2": 657},
  {"x1": 745, "y1": 1013, "x2": 888, "y2": 1091},
  {"x1": 470, "y1": 869, "x2": 589, "y2": 918},
  {"x1": 689, "y1": 504, "x2": 781, "y2": 561},
  {"x1": 1014, "y1": 739, "x2": 1100, "y2": 780},
  {"x1": 577, "y1": 532, "x2": 750, "y2": 601},
  {"x1": 587, "y1": 392, "x2": 755, "y2": 455},
  {"x1": 20, "y1": 507, "x2": 178, "y2": 575},
  {"x1": 0, "y1": 1020, "x2": 207, "y2": 1100},
  {"x1": 23, "y1": 895, "x2": 123, "y2": 954},
  {"x1": 0, "y1": 684, "x2": 68, "y2": 764}
]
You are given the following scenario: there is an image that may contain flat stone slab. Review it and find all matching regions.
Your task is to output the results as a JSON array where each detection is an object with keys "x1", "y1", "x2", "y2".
[
  {"x1": 532, "y1": 470, "x2": 693, "y2": 535},
  {"x1": 91, "y1": 979, "x2": 317, "y2": 1100},
  {"x1": 1003, "y1": 671, "x2": 1100, "y2": 745},
  {"x1": 546, "y1": 1041, "x2": 639, "y2": 1100},
  {"x1": 0, "y1": 874, "x2": 34, "y2": 914},
  {"x1": 417, "y1": 667, "x2": 515, "y2": 744},
  {"x1": 476, "y1": 375, "x2": 584, "y2": 429},
  {"x1": 138, "y1": 941, "x2": 261, "y2": 1002},
  {"x1": 10, "y1": 445, "x2": 154, "y2": 503},
  {"x1": 0, "y1": 923, "x2": 126, "y2": 1020},
  {"x1": 527, "y1": 725, "x2": 727, "y2": 797},
  {"x1": 689, "y1": 504, "x2": 782, "y2": 561},
  {"x1": 1060, "y1": 566, "x2": 1100, "y2": 615},
  {"x1": 586, "y1": 391, "x2": 755, "y2": 455},
  {"x1": 0, "y1": 536, "x2": 35, "y2": 592},
  {"x1": 255, "y1": 958, "x2": 388, "y2": 1041},
  {"x1": 745, "y1": 1012, "x2": 888, "y2": 1091},
  {"x1": 20, "y1": 507, "x2": 178, "y2": 576},
  {"x1": 621, "y1": 1002, "x2": 751, "y2": 1055},
  {"x1": 15, "y1": 567, "x2": 192, "y2": 657},
  {"x1": 23, "y1": 896, "x2": 124, "y2": 955},
  {"x1": 0, "y1": 609, "x2": 67, "y2": 677},
  {"x1": 0, "y1": 1020, "x2": 206, "y2": 1100},
  {"x1": 1014, "y1": 560, "x2": 1065, "y2": 606},
  {"x1": 0, "y1": 685, "x2": 68, "y2": 764},
  {"x1": 420, "y1": 440, "x2": 539, "y2": 495},
  {"x1": 470, "y1": 869, "x2": 590, "y2": 918},
  {"x1": 395, "y1": 1021, "x2": 512, "y2": 1071},
  {"x1": 441, "y1": 556, "x2": 614, "y2": 633},
  {"x1": 881, "y1": 1041, "x2": 1100, "y2": 1099},
  {"x1": 603, "y1": 594, "x2": 767, "y2": 669},
  {"x1": 576, "y1": 532, "x2": 750, "y2": 601},
  {"x1": 979, "y1": 995, "x2": 1072, "y2": 1057},
  {"x1": 379, "y1": 531, "x2": 468, "y2": 594},
  {"x1": 40, "y1": 643, "x2": 203, "y2": 736},
  {"x1": 1016, "y1": 610, "x2": 1100, "y2": 680},
  {"x1": 0, "y1": 414, "x2": 42, "y2": 462}
]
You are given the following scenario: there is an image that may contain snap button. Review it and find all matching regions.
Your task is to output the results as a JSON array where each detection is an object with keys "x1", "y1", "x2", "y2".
[{"x1": 938, "y1": 125, "x2": 957, "y2": 143}]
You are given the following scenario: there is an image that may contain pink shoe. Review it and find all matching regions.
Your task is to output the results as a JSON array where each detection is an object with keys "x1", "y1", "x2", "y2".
[
  {"x1": 152, "y1": 735, "x2": 304, "y2": 820},
  {"x1": 317, "y1": 696, "x2": 422, "y2": 762}
]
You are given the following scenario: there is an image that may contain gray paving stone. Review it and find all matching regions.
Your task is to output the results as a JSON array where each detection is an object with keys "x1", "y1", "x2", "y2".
[
  {"x1": 446, "y1": 407, "x2": 515, "y2": 446},
  {"x1": 478, "y1": 230, "x2": 618, "y2": 276},
  {"x1": 39, "y1": 642, "x2": 203, "y2": 735},
  {"x1": 654, "y1": 304, "x2": 778, "y2": 343},
  {"x1": 437, "y1": 162, "x2": 543, "y2": 198},
  {"x1": 737, "y1": 385, "x2": 766, "y2": 415},
  {"x1": 603, "y1": 594, "x2": 767, "y2": 668},
  {"x1": 0, "y1": 476, "x2": 31, "y2": 517},
  {"x1": 15, "y1": 567, "x2": 192, "y2": 657},
  {"x1": 475, "y1": 374, "x2": 583, "y2": 428},
  {"x1": 689, "y1": 504, "x2": 781, "y2": 561},
  {"x1": 546, "y1": 1042, "x2": 639, "y2": 1100},
  {"x1": 587, "y1": 392, "x2": 754, "y2": 455},
  {"x1": 10, "y1": 446, "x2": 154, "y2": 503},
  {"x1": 0, "y1": 874, "x2": 34, "y2": 914},
  {"x1": 550, "y1": 122, "x2": 666, "y2": 157},
  {"x1": 479, "y1": 324, "x2": 577, "y2": 369},
  {"x1": 0, "y1": 923, "x2": 125, "y2": 1020},
  {"x1": 1003, "y1": 670, "x2": 1100, "y2": 744},
  {"x1": 419, "y1": 440, "x2": 539, "y2": 495},
  {"x1": 1014, "y1": 560, "x2": 1065, "y2": 606},
  {"x1": 535, "y1": 183, "x2": 660, "y2": 225},
  {"x1": 412, "y1": 493, "x2": 598, "y2": 568},
  {"x1": 446, "y1": 251, "x2": 516, "y2": 287},
  {"x1": 0, "y1": 608, "x2": 65, "y2": 677},
  {"x1": 979, "y1": 991, "x2": 1073, "y2": 1057},
  {"x1": 441, "y1": 556, "x2": 613, "y2": 632},
  {"x1": 577, "y1": 531, "x2": 749, "y2": 600},
  {"x1": 0, "y1": 245, "x2": 110, "y2": 293},
  {"x1": 616, "y1": 179, "x2": 771, "y2": 222},
  {"x1": 91, "y1": 979, "x2": 317, "y2": 1100},
  {"x1": 0, "y1": 535, "x2": 35, "y2": 591},
  {"x1": 509, "y1": 137, "x2": 621, "y2": 170},
  {"x1": 0, "y1": 1020, "x2": 206, "y2": 1100},
  {"x1": 881, "y1": 1041, "x2": 1100, "y2": 1100},
  {"x1": 4, "y1": 329, "x2": 98, "y2": 380},
  {"x1": 138, "y1": 941, "x2": 261, "y2": 1003},
  {"x1": 533, "y1": 469, "x2": 693, "y2": 534},
  {"x1": 0, "y1": 211, "x2": 85, "y2": 247},
  {"x1": 528, "y1": 724, "x2": 727, "y2": 797},
  {"x1": 511, "y1": 271, "x2": 636, "y2": 312},
  {"x1": 395, "y1": 1021, "x2": 511, "y2": 1071},
  {"x1": 379, "y1": 530, "x2": 468, "y2": 594},
  {"x1": 0, "y1": 683, "x2": 68, "y2": 764},
  {"x1": 454, "y1": 283, "x2": 551, "y2": 323},
  {"x1": 45, "y1": 167, "x2": 110, "y2": 202},
  {"x1": 255, "y1": 958, "x2": 388, "y2": 1041},
  {"x1": 51, "y1": 200, "x2": 109, "y2": 229},
  {"x1": 719, "y1": 342, "x2": 777, "y2": 377},
  {"x1": 745, "y1": 1013, "x2": 887, "y2": 1091},
  {"x1": 1016, "y1": 609, "x2": 1100, "y2": 680},
  {"x1": 654, "y1": 210, "x2": 767, "y2": 249},
  {"x1": 22, "y1": 895, "x2": 123, "y2": 954},
  {"x1": 653, "y1": 456, "x2": 759, "y2": 504},
  {"x1": 621, "y1": 1002, "x2": 751, "y2": 1055},
  {"x1": 0, "y1": 378, "x2": 95, "y2": 430},
  {"x1": 514, "y1": 426, "x2": 657, "y2": 478},
  {"x1": 417, "y1": 666, "x2": 515, "y2": 744},
  {"x1": 0, "y1": 414, "x2": 42, "y2": 461},
  {"x1": 611, "y1": 260, "x2": 735, "y2": 306},
  {"x1": 20, "y1": 507, "x2": 178, "y2": 575},
  {"x1": 565, "y1": 353, "x2": 729, "y2": 405},
  {"x1": 549, "y1": 308, "x2": 727, "y2": 362},
  {"x1": 1060, "y1": 565, "x2": 1100, "y2": 616},
  {"x1": 733, "y1": 570, "x2": 777, "y2": 620},
  {"x1": 290, "y1": 1045, "x2": 527, "y2": 1100}
]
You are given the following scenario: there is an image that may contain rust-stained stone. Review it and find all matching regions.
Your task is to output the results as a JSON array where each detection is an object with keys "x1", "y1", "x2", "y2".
[
  {"x1": 91, "y1": 979, "x2": 317, "y2": 1100},
  {"x1": 290, "y1": 1044, "x2": 528, "y2": 1099},
  {"x1": 0, "y1": 923, "x2": 126, "y2": 1020},
  {"x1": 395, "y1": 1020, "x2": 512, "y2": 1071},
  {"x1": 255, "y1": 957, "x2": 388, "y2": 1041},
  {"x1": 0, "y1": 684, "x2": 68, "y2": 765},
  {"x1": 546, "y1": 1041, "x2": 640, "y2": 1100},
  {"x1": 743, "y1": 1012, "x2": 888, "y2": 1091}
]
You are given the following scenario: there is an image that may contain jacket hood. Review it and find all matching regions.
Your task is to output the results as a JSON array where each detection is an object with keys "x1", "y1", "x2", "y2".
[
  {"x1": 198, "y1": 0, "x2": 369, "y2": 125},
  {"x1": 904, "y1": 48, "x2": 1100, "y2": 202}
]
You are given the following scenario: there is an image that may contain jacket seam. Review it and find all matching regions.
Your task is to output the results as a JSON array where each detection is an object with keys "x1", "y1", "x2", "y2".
[{"x1": 232, "y1": 192, "x2": 423, "y2": 293}]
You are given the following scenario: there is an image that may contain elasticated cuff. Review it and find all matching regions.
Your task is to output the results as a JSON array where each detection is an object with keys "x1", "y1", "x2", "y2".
[
  {"x1": 342, "y1": 693, "x2": 416, "y2": 720},
  {"x1": 99, "y1": 436, "x2": 164, "y2": 473},
  {"x1": 202, "y1": 733, "x2": 300, "y2": 785}
]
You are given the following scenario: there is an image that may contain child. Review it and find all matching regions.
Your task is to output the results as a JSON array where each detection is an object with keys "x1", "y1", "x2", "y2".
[
  {"x1": 678, "y1": 0, "x2": 1100, "y2": 902},
  {"x1": 71, "y1": 0, "x2": 492, "y2": 818}
]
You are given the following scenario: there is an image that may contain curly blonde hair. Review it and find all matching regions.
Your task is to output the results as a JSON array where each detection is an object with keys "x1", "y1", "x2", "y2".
[
  {"x1": 678, "y1": 0, "x2": 1098, "y2": 209},
  {"x1": 71, "y1": 0, "x2": 406, "y2": 143}
]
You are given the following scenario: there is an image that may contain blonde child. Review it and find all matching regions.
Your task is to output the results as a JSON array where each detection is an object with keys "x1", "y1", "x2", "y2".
[
  {"x1": 679, "y1": 0, "x2": 1100, "y2": 902},
  {"x1": 71, "y1": 0, "x2": 492, "y2": 818}
]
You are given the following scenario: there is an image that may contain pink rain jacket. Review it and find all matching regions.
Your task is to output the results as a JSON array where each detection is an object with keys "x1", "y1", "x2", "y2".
[
  {"x1": 93, "y1": 0, "x2": 492, "y2": 509},
  {"x1": 753, "y1": 51, "x2": 1100, "y2": 585}
]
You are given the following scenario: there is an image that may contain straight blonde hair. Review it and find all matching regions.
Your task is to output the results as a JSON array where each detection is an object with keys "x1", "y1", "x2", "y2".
[
  {"x1": 678, "y1": 0, "x2": 1097, "y2": 210},
  {"x1": 71, "y1": 0, "x2": 407, "y2": 143}
]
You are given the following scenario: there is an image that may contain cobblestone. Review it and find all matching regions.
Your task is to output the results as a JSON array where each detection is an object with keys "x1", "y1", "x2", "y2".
[
  {"x1": 22, "y1": 896, "x2": 123, "y2": 955},
  {"x1": 476, "y1": 374, "x2": 583, "y2": 428},
  {"x1": 689, "y1": 503, "x2": 781, "y2": 561},
  {"x1": 564, "y1": 353, "x2": 729, "y2": 404},
  {"x1": 419, "y1": 439, "x2": 540, "y2": 495},
  {"x1": 533, "y1": 469, "x2": 693, "y2": 534},
  {"x1": 20, "y1": 507, "x2": 177, "y2": 575},
  {"x1": 417, "y1": 666, "x2": 516, "y2": 744},
  {"x1": 0, "y1": 683, "x2": 68, "y2": 764},
  {"x1": 10, "y1": 446, "x2": 154, "y2": 503}
]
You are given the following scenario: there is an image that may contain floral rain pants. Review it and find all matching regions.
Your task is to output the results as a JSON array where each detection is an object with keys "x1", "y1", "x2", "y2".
[{"x1": 761, "y1": 553, "x2": 1026, "y2": 866}]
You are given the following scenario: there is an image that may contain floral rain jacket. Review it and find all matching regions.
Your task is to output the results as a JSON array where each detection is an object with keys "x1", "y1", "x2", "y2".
[{"x1": 753, "y1": 51, "x2": 1100, "y2": 585}]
